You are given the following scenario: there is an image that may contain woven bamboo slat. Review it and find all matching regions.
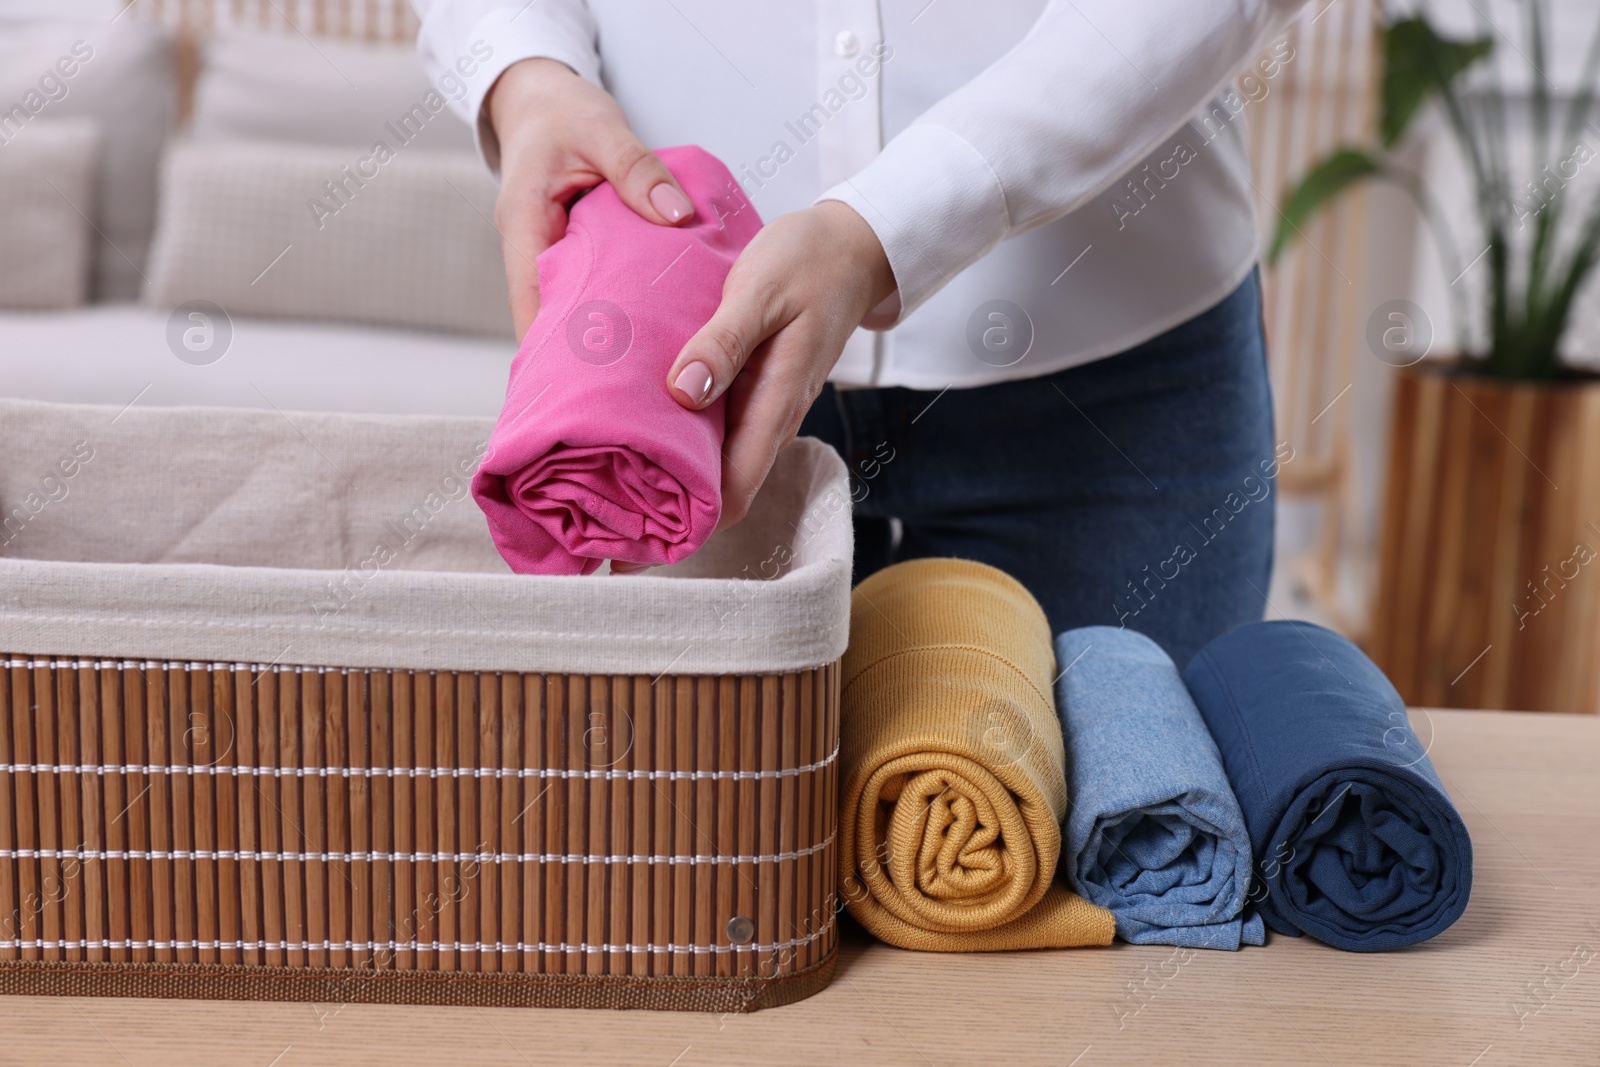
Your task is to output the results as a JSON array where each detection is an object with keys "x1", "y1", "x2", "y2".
[{"x1": 0, "y1": 655, "x2": 841, "y2": 1012}]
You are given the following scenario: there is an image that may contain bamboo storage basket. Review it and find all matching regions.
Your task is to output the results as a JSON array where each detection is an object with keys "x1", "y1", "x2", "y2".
[{"x1": 0, "y1": 398, "x2": 852, "y2": 1012}]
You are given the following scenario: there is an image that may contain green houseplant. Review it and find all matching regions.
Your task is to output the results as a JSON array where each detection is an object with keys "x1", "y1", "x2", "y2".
[
  {"x1": 1273, "y1": 8, "x2": 1600, "y2": 378},
  {"x1": 1273, "y1": 4, "x2": 1600, "y2": 712}
]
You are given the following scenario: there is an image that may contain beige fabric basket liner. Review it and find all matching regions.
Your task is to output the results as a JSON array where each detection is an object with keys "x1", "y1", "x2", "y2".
[{"x1": 0, "y1": 398, "x2": 851, "y2": 675}]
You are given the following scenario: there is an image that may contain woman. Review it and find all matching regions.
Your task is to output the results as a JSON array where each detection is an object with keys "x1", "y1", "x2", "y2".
[{"x1": 413, "y1": 0, "x2": 1307, "y2": 665}]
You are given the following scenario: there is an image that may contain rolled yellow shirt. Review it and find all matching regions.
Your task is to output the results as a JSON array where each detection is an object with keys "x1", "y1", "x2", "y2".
[{"x1": 839, "y1": 557, "x2": 1115, "y2": 951}]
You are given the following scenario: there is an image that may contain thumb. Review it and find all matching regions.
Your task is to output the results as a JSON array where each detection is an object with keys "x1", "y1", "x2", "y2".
[
  {"x1": 597, "y1": 132, "x2": 694, "y2": 226},
  {"x1": 668, "y1": 285, "x2": 779, "y2": 409}
]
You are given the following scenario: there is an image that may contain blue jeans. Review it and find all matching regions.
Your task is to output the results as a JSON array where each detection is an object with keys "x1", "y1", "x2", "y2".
[{"x1": 798, "y1": 271, "x2": 1276, "y2": 668}]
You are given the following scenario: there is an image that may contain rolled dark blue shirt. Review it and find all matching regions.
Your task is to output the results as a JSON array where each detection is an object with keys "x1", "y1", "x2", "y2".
[{"x1": 1183, "y1": 620, "x2": 1472, "y2": 951}]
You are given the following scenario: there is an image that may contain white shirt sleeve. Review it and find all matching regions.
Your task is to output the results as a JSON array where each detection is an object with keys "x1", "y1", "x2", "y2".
[
  {"x1": 818, "y1": 0, "x2": 1310, "y2": 327},
  {"x1": 410, "y1": 0, "x2": 602, "y2": 176}
]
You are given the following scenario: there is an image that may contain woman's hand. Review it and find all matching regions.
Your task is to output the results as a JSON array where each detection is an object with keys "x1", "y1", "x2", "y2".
[
  {"x1": 486, "y1": 59, "x2": 895, "y2": 554},
  {"x1": 486, "y1": 57, "x2": 694, "y2": 340},
  {"x1": 666, "y1": 200, "x2": 896, "y2": 532}
]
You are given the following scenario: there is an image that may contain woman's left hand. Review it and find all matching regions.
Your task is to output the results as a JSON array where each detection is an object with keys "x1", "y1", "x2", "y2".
[{"x1": 664, "y1": 200, "x2": 896, "y2": 533}]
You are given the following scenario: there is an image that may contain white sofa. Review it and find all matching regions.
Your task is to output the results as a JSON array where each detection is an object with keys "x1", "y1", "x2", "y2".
[{"x1": 0, "y1": 18, "x2": 515, "y2": 418}]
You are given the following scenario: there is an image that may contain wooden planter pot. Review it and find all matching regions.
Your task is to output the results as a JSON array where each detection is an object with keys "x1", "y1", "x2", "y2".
[{"x1": 1369, "y1": 363, "x2": 1600, "y2": 713}]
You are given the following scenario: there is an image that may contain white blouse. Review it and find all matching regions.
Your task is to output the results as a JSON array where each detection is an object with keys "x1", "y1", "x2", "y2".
[{"x1": 412, "y1": 0, "x2": 1308, "y2": 388}]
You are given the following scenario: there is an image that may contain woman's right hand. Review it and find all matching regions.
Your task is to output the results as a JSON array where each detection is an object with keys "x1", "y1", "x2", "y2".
[{"x1": 485, "y1": 57, "x2": 694, "y2": 341}]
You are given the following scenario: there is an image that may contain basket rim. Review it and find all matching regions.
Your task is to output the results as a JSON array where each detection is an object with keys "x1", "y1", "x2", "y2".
[{"x1": 0, "y1": 398, "x2": 851, "y2": 676}]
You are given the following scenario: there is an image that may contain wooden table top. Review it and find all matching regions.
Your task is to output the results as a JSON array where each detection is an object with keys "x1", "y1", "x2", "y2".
[{"x1": 4, "y1": 709, "x2": 1595, "y2": 1067}]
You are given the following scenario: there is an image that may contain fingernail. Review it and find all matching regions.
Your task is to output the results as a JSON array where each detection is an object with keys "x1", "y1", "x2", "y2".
[
  {"x1": 649, "y1": 182, "x2": 693, "y2": 223},
  {"x1": 673, "y1": 360, "x2": 713, "y2": 404}
]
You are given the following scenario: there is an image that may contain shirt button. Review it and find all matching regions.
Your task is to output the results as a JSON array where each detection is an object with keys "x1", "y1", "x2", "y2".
[{"x1": 833, "y1": 29, "x2": 861, "y2": 58}]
